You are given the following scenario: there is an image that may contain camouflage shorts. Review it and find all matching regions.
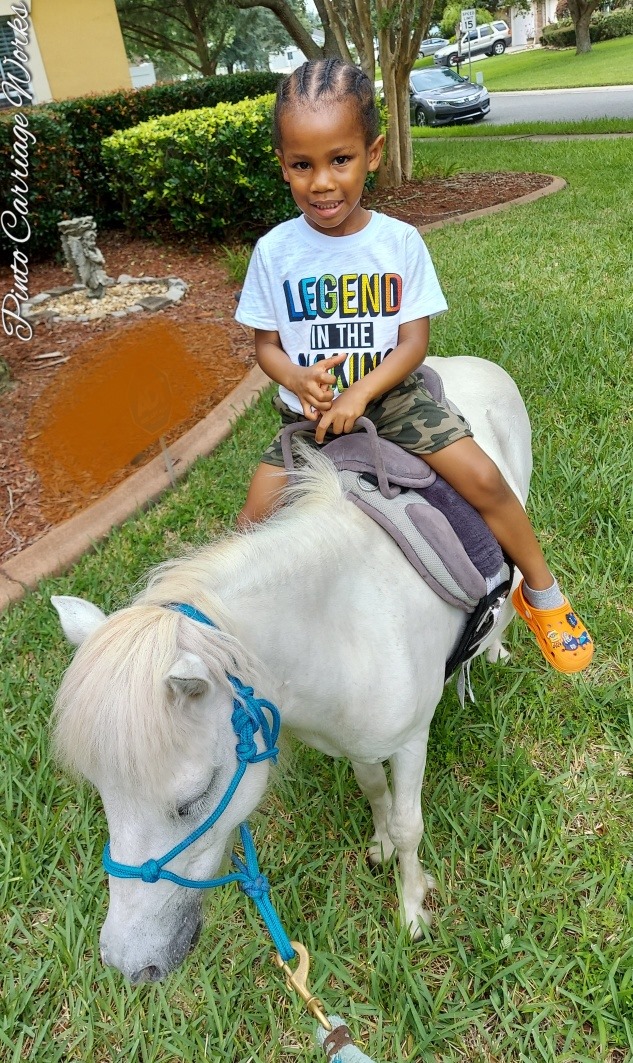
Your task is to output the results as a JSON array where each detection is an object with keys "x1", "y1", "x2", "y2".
[{"x1": 261, "y1": 372, "x2": 473, "y2": 467}]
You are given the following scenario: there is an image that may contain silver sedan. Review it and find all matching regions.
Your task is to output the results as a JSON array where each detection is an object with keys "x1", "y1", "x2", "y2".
[{"x1": 418, "y1": 37, "x2": 449, "y2": 57}]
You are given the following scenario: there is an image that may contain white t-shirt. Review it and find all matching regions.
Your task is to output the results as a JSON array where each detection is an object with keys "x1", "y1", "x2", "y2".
[{"x1": 235, "y1": 211, "x2": 448, "y2": 414}]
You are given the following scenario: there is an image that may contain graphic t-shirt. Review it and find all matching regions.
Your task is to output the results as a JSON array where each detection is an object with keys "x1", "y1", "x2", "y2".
[{"x1": 235, "y1": 211, "x2": 448, "y2": 414}]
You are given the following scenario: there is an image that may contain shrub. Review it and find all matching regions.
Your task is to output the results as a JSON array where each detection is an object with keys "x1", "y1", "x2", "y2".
[
  {"x1": 541, "y1": 8, "x2": 633, "y2": 45},
  {"x1": 0, "y1": 109, "x2": 81, "y2": 262},
  {"x1": 541, "y1": 22, "x2": 577, "y2": 46},
  {"x1": 590, "y1": 8, "x2": 633, "y2": 39},
  {"x1": 102, "y1": 94, "x2": 294, "y2": 239},
  {"x1": 48, "y1": 71, "x2": 282, "y2": 227}
]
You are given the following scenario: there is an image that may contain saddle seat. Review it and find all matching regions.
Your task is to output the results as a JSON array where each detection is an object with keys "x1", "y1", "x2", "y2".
[{"x1": 280, "y1": 364, "x2": 514, "y2": 682}]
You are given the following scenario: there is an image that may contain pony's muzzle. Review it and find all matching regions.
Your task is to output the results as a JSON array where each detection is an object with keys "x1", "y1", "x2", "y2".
[{"x1": 100, "y1": 907, "x2": 203, "y2": 982}]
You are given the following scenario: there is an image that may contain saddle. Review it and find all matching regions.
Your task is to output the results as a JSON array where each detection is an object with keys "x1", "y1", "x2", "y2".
[{"x1": 280, "y1": 364, "x2": 513, "y2": 682}]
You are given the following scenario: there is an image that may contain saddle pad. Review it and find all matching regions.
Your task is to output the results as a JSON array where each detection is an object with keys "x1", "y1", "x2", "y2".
[{"x1": 340, "y1": 469, "x2": 501, "y2": 611}]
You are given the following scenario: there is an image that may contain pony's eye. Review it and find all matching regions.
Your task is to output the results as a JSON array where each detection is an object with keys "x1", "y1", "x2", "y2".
[{"x1": 177, "y1": 779, "x2": 214, "y2": 818}]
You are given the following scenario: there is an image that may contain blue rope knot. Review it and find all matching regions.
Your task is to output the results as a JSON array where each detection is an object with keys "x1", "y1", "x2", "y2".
[
  {"x1": 241, "y1": 873, "x2": 270, "y2": 899},
  {"x1": 235, "y1": 730, "x2": 259, "y2": 762},
  {"x1": 140, "y1": 859, "x2": 161, "y2": 883}
]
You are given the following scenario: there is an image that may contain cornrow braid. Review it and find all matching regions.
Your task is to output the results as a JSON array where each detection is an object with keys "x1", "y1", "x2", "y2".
[{"x1": 273, "y1": 59, "x2": 380, "y2": 149}]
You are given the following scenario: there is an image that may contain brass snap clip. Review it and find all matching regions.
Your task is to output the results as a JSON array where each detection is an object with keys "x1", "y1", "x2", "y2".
[{"x1": 275, "y1": 941, "x2": 332, "y2": 1032}]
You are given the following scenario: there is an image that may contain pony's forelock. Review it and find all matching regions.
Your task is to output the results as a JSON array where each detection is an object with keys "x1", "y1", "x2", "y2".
[{"x1": 51, "y1": 605, "x2": 255, "y2": 803}]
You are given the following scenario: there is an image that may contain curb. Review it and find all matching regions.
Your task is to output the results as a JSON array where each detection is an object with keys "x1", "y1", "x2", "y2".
[
  {"x1": 0, "y1": 365, "x2": 271, "y2": 611},
  {"x1": 416, "y1": 174, "x2": 566, "y2": 234},
  {"x1": 0, "y1": 173, "x2": 566, "y2": 613}
]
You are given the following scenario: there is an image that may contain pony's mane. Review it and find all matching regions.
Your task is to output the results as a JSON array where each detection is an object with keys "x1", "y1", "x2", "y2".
[{"x1": 52, "y1": 451, "x2": 352, "y2": 799}]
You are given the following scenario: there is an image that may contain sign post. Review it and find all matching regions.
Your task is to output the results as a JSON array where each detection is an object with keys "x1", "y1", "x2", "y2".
[{"x1": 460, "y1": 8, "x2": 476, "y2": 78}]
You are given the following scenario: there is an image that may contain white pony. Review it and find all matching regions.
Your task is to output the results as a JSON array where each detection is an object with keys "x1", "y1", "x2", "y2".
[{"x1": 52, "y1": 356, "x2": 532, "y2": 984}]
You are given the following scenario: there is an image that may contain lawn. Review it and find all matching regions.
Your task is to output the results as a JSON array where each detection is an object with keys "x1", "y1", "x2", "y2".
[
  {"x1": 410, "y1": 35, "x2": 633, "y2": 89},
  {"x1": 412, "y1": 116, "x2": 633, "y2": 137},
  {"x1": 475, "y1": 36, "x2": 633, "y2": 90},
  {"x1": 2, "y1": 136, "x2": 633, "y2": 1061}
]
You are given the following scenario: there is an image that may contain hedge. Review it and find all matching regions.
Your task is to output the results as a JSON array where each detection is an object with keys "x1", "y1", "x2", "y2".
[
  {"x1": 0, "y1": 72, "x2": 281, "y2": 263},
  {"x1": 47, "y1": 72, "x2": 282, "y2": 227},
  {"x1": 102, "y1": 94, "x2": 295, "y2": 239},
  {"x1": 0, "y1": 109, "x2": 82, "y2": 262},
  {"x1": 541, "y1": 9, "x2": 633, "y2": 46}
]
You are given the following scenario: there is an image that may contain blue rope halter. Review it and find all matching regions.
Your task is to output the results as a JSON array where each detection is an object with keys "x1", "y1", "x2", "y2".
[{"x1": 102, "y1": 602, "x2": 295, "y2": 962}]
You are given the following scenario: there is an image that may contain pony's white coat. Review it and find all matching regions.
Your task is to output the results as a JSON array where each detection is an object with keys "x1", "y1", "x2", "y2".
[{"x1": 52, "y1": 356, "x2": 532, "y2": 983}]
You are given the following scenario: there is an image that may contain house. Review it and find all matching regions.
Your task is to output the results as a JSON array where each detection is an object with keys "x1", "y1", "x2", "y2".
[
  {"x1": 0, "y1": 0, "x2": 132, "y2": 106},
  {"x1": 268, "y1": 30, "x2": 325, "y2": 73},
  {"x1": 509, "y1": 0, "x2": 558, "y2": 47}
]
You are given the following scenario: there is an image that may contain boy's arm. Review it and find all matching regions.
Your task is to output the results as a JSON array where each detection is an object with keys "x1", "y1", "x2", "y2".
[
  {"x1": 254, "y1": 328, "x2": 347, "y2": 421},
  {"x1": 314, "y1": 317, "x2": 430, "y2": 443}
]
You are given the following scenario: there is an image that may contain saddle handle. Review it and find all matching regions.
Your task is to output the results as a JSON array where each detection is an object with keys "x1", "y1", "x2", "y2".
[{"x1": 279, "y1": 416, "x2": 400, "y2": 500}]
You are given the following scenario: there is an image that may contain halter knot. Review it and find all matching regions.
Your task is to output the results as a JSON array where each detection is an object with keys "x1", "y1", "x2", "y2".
[
  {"x1": 241, "y1": 873, "x2": 270, "y2": 899},
  {"x1": 140, "y1": 859, "x2": 161, "y2": 883},
  {"x1": 232, "y1": 705, "x2": 260, "y2": 762}
]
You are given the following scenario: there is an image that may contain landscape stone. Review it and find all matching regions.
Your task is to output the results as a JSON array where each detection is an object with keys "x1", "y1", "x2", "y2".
[
  {"x1": 138, "y1": 295, "x2": 173, "y2": 312},
  {"x1": 30, "y1": 292, "x2": 52, "y2": 305},
  {"x1": 28, "y1": 310, "x2": 55, "y2": 325},
  {"x1": 47, "y1": 285, "x2": 77, "y2": 297},
  {"x1": 166, "y1": 287, "x2": 185, "y2": 302}
]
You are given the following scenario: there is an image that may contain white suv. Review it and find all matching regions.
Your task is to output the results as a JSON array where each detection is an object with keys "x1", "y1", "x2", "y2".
[{"x1": 433, "y1": 21, "x2": 512, "y2": 66}]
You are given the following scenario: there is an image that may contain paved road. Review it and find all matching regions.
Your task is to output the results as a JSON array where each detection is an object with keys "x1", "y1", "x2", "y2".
[{"x1": 485, "y1": 85, "x2": 633, "y2": 124}]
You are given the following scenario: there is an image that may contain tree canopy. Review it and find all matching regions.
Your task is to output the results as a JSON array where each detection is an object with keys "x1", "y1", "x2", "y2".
[{"x1": 115, "y1": 0, "x2": 437, "y2": 185}]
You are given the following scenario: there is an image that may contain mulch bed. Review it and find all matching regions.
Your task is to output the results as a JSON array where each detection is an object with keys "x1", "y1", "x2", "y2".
[
  {"x1": 363, "y1": 171, "x2": 554, "y2": 224},
  {"x1": 0, "y1": 172, "x2": 553, "y2": 565}
]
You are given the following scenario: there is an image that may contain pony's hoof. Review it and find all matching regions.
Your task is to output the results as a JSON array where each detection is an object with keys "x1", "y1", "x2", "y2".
[
  {"x1": 487, "y1": 640, "x2": 510, "y2": 663},
  {"x1": 422, "y1": 870, "x2": 437, "y2": 892},
  {"x1": 367, "y1": 839, "x2": 395, "y2": 868},
  {"x1": 409, "y1": 908, "x2": 434, "y2": 940}
]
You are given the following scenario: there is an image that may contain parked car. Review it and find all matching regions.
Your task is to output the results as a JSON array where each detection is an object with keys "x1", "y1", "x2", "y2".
[
  {"x1": 433, "y1": 20, "x2": 511, "y2": 66},
  {"x1": 418, "y1": 36, "x2": 450, "y2": 57},
  {"x1": 409, "y1": 67, "x2": 490, "y2": 127}
]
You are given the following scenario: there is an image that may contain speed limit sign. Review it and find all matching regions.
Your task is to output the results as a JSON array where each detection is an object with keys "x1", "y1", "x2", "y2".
[{"x1": 460, "y1": 7, "x2": 476, "y2": 31}]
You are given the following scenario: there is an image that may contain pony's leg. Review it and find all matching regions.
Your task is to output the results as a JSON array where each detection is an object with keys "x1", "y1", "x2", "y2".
[
  {"x1": 352, "y1": 761, "x2": 394, "y2": 866},
  {"x1": 387, "y1": 739, "x2": 435, "y2": 938}
]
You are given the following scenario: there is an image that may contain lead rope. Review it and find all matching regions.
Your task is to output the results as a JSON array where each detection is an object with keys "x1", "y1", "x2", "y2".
[
  {"x1": 162, "y1": 603, "x2": 383, "y2": 1059},
  {"x1": 233, "y1": 825, "x2": 383, "y2": 1061}
]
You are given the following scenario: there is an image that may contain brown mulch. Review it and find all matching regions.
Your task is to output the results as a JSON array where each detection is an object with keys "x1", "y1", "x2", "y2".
[
  {"x1": 0, "y1": 172, "x2": 551, "y2": 565},
  {"x1": 363, "y1": 171, "x2": 554, "y2": 223}
]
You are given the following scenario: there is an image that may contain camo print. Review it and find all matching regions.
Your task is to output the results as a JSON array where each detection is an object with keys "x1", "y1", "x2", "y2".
[{"x1": 262, "y1": 373, "x2": 473, "y2": 467}]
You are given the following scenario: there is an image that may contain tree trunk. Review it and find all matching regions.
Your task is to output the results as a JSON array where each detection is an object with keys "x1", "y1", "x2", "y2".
[
  {"x1": 567, "y1": 0, "x2": 600, "y2": 54},
  {"x1": 574, "y1": 10, "x2": 593, "y2": 52},
  {"x1": 376, "y1": 0, "x2": 431, "y2": 186},
  {"x1": 313, "y1": 0, "x2": 348, "y2": 58},
  {"x1": 233, "y1": 0, "x2": 324, "y2": 59}
]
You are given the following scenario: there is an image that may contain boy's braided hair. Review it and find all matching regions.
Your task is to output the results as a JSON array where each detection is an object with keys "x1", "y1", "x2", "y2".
[{"x1": 273, "y1": 59, "x2": 380, "y2": 149}]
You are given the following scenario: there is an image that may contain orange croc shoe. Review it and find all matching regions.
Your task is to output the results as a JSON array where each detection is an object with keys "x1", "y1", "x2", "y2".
[{"x1": 512, "y1": 579, "x2": 594, "y2": 674}]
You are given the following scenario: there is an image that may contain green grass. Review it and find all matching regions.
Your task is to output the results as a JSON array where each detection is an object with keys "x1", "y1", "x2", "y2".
[
  {"x1": 412, "y1": 116, "x2": 633, "y2": 137},
  {"x1": 2, "y1": 137, "x2": 633, "y2": 1061},
  {"x1": 458, "y1": 35, "x2": 633, "y2": 90}
]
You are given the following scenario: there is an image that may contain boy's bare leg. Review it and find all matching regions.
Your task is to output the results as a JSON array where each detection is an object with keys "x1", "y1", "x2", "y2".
[
  {"x1": 236, "y1": 462, "x2": 289, "y2": 530},
  {"x1": 423, "y1": 437, "x2": 552, "y2": 589}
]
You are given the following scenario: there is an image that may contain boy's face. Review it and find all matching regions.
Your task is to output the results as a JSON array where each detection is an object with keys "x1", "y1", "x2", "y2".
[{"x1": 276, "y1": 100, "x2": 384, "y2": 237}]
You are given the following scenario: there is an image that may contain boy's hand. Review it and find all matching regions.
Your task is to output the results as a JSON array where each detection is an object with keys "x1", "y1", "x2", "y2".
[
  {"x1": 315, "y1": 385, "x2": 370, "y2": 444},
  {"x1": 290, "y1": 353, "x2": 347, "y2": 421}
]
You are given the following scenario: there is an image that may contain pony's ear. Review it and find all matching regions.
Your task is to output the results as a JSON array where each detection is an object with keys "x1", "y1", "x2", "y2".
[
  {"x1": 51, "y1": 595, "x2": 108, "y2": 646},
  {"x1": 165, "y1": 653, "x2": 210, "y2": 700}
]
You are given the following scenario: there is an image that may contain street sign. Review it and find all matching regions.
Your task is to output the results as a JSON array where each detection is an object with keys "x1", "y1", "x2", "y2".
[{"x1": 460, "y1": 7, "x2": 476, "y2": 32}]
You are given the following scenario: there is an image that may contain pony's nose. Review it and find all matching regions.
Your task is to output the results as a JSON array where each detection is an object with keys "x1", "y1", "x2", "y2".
[{"x1": 130, "y1": 964, "x2": 164, "y2": 983}]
